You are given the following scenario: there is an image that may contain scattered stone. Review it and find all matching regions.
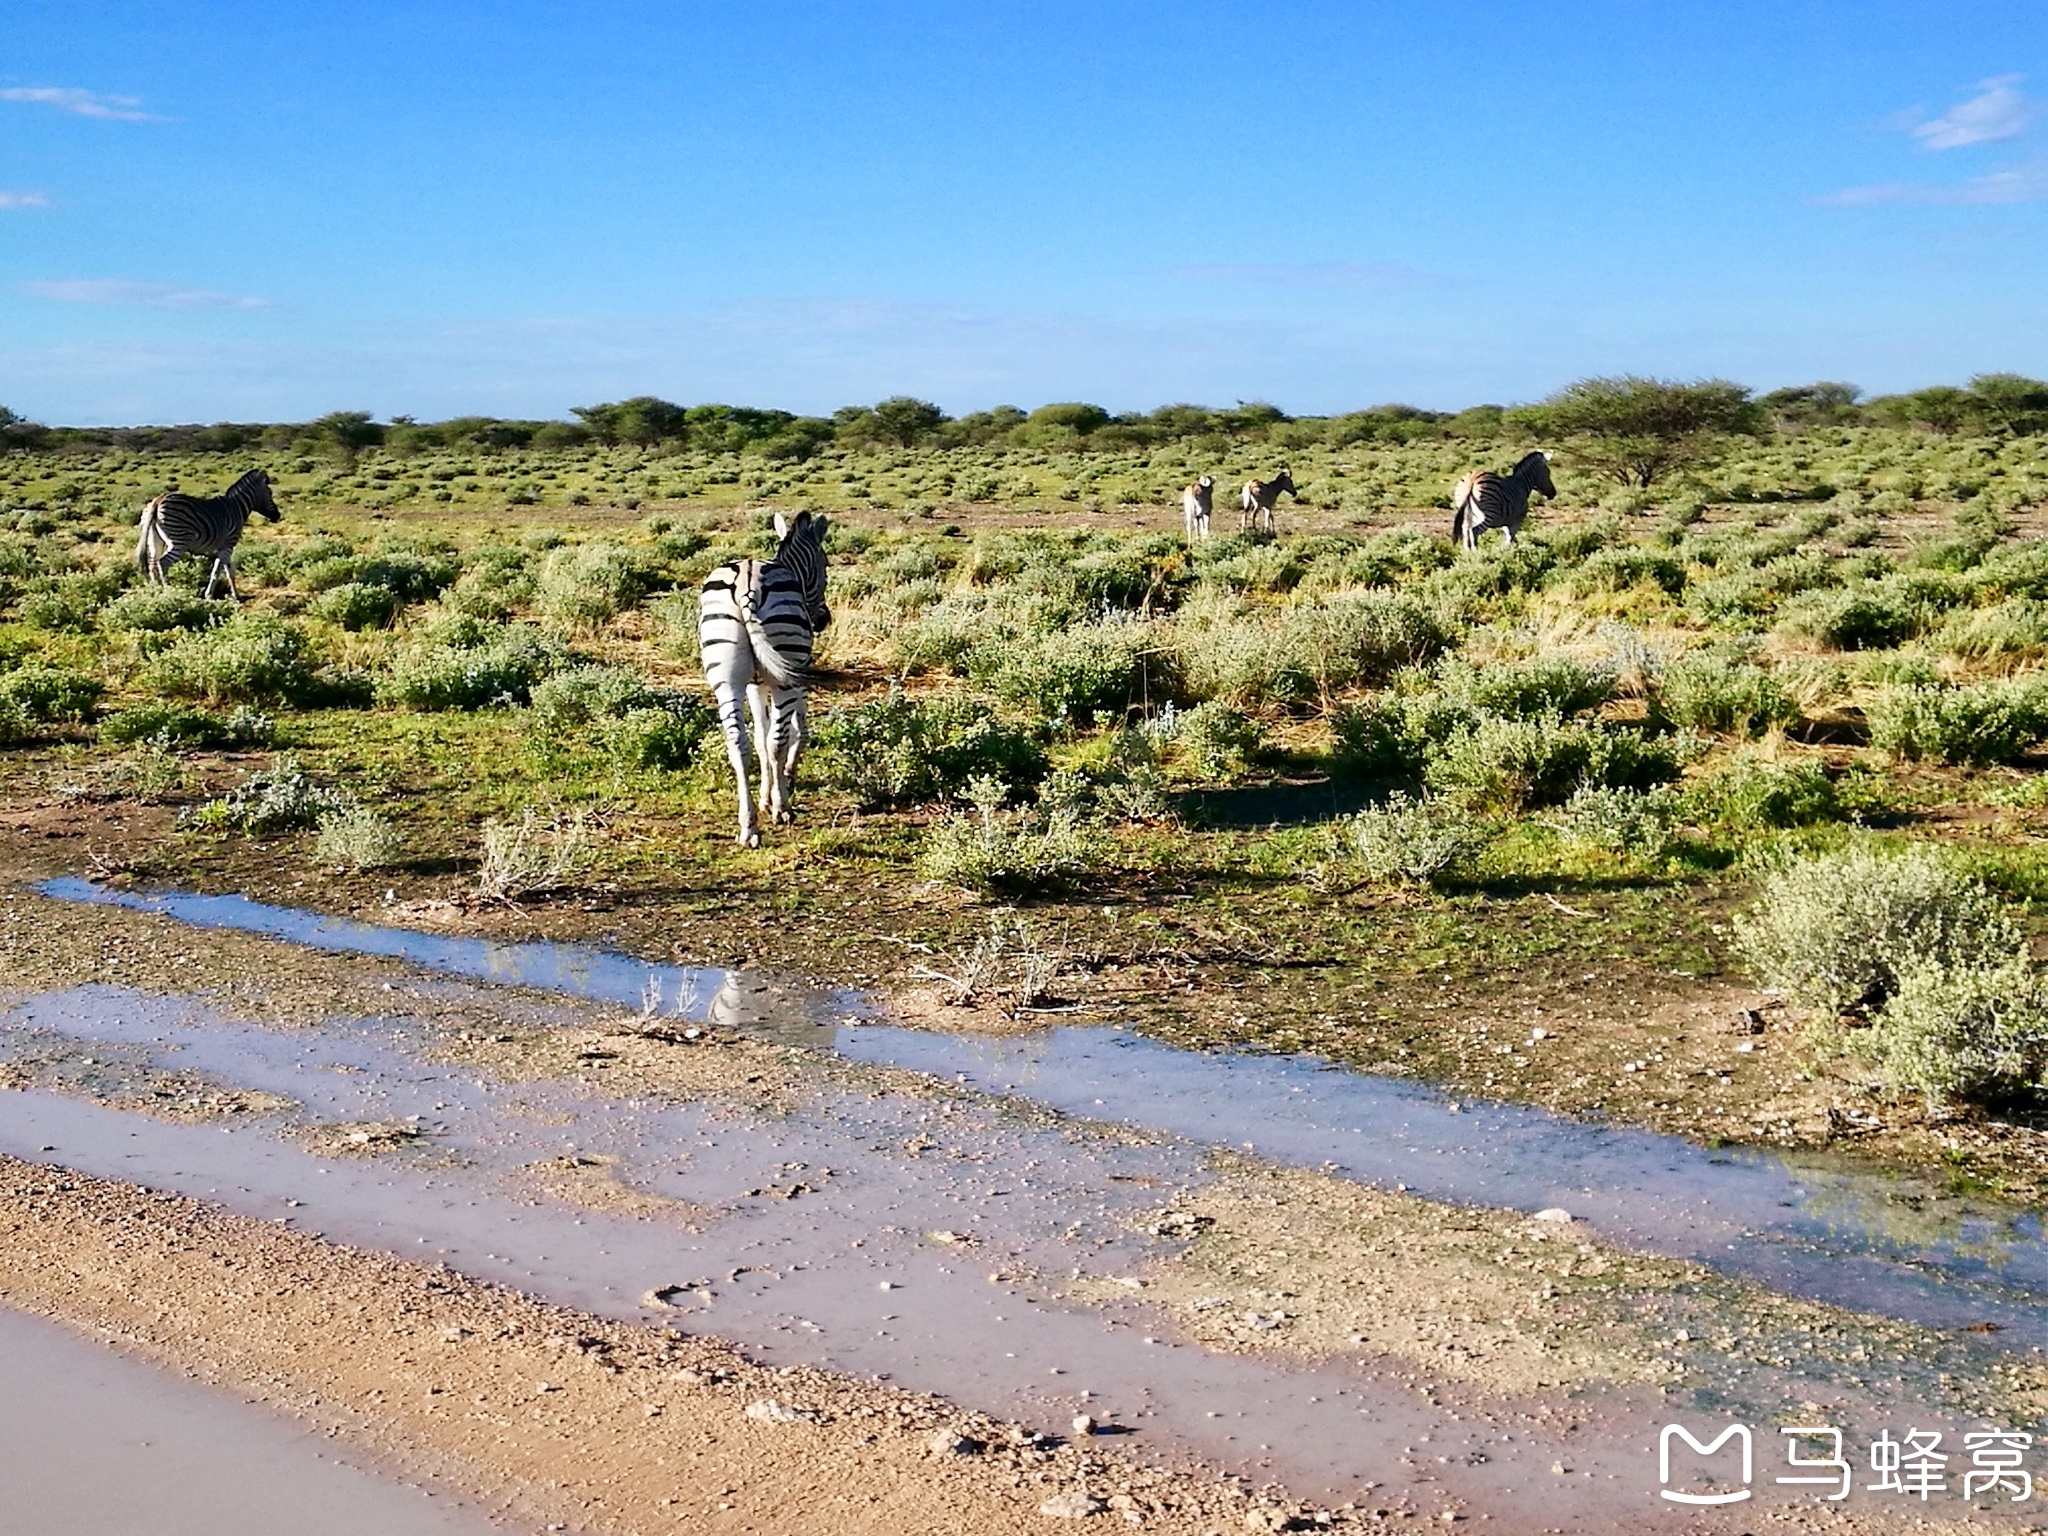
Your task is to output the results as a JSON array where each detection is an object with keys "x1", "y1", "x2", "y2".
[
  {"x1": 744, "y1": 1398, "x2": 815, "y2": 1424},
  {"x1": 1244, "y1": 1509, "x2": 1296, "y2": 1533},
  {"x1": 927, "y1": 1230, "x2": 975, "y2": 1246},
  {"x1": 1072, "y1": 1413, "x2": 1097, "y2": 1434},
  {"x1": 1532, "y1": 1208, "x2": 1573, "y2": 1223},
  {"x1": 926, "y1": 1427, "x2": 977, "y2": 1455},
  {"x1": 1039, "y1": 1491, "x2": 1105, "y2": 1519}
]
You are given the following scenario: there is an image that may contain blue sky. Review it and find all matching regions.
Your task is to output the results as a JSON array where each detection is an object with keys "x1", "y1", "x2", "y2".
[{"x1": 2, "y1": 1, "x2": 2045, "y2": 424}]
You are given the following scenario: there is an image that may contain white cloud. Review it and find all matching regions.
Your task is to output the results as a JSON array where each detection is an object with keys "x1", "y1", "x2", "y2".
[
  {"x1": 0, "y1": 191, "x2": 52, "y2": 210},
  {"x1": 1819, "y1": 158, "x2": 2048, "y2": 207},
  {"x1": 1912, "y1": 74, "x2": 2033, "y2": 150},
  {"x1": 1164, "y1": 260, "x2": 1441, "y2": 291},
  {"x1": 23, "y1": 278, "x2": 269, "y2": 310},
  {"x1": 0, "y1": 85, "x2": 158, "y2": 122}
]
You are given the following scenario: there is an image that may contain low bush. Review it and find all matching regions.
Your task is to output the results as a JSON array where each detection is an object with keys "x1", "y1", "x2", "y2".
[
  {"x1": 1694, "y1": 755, "x2": 1841, "y2": 828},
  {"x1": 1436, "y1": 654, "x2": 1616, "y2": 718},
  {"x1": 1779, "y1": 583, "x2": 1928, "y2": 649},
  {"x1": 918, "y1": 775, "x2": 1097, "y2": 892},
  {"x1": 1864, "y1": 680, "x2": 2048, "y2": 765},
  {"x1": 1935, "y1": 599, "x2": 2048, "y2": 661},
  {"x1": 816, "y1": 690, "x2": 1048, "y2": 808},
  {"x1": 1173, "y1": 699, "x2": 1265, "y2": 777},
  {"x1": 1424, "y1": 714, "x2": 1687, "y2": 812},
  {"x1": 536, "y1": 541, "x2": 655, "y2": 626},
  {"x1": 1558, "y1": 546, "x2": 1685, "y2": 596},
  {"x1": 1180, "y1": 594, "x2": 1447, "y2": 707},
  {"x1": 180, "y1": 758, "x2": 353, "y2": 834},
  {"x1": 1854, "y1": 959, "x2": 2048, "y2": 1106},
  {"x1": 312, "y1": 581, "x2": 401, "y2": 631},
  {"x1": 601, "y1": 704, "x2": 708, "y2": 770},
  {"x1": 528, "y1": 665, "x2": 657, "y2": 736},
  {"x1": 100, "y1": 702, "x2": 234, "y2": 749},
  {"x1": 1335, "y1": 792, "x2": 1487, "y2": 883},
  {"x1": 1653, "y1": 652, "x2": 1797, "y2": 736},
  {"x1": 475, "y1": 808, "x2": 594, "y2": 901},
  {"x1": 101, "y1": 588, "x2": 229, "y2": 634},
  {"x1": 1734, "y1": 847, "x2": 2020, "y2": 1017},
  {"x1": 1329, "y1": 693, "x2": 1475, "y2": 785},
  {"x1": 148, "y1": 613, "x2": 334, "y2": 707},
  {"x1": 968, "y1": 625, "x2": 1154, "y2": 726},
  {"x1": 382, "y1": 623, "x2": 568, "y2": 710},
  {"x1": 314, "y1": 805, "x2": 405, "y2": 870},
  {"x1": 0, "y1": 663, "x2": 103, "y2": 722},
  {"x1": 1548, "y1": 784, "x2": 1683, "y2": 858}
]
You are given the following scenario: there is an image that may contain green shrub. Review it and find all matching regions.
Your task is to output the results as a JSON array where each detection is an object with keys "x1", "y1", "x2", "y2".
[
  {"x1": 18, "y1": 570, "x2": 125, "y2": 631},
  {"x1": 1424, "y1": 714, "x2": 1687, "y2": 812},
  {"x1": 1437, "y1": 654, "x2": 1616, "y2": 718},
  {"x1": 919, "y1": 775, "x2": 1097, "y2": 892},
  {"x1": 601, "y1": 704, "x2": 708, "y2": 770},
  {"x1": 1180, "y1": 595, "x2": 1447, "y2": 707},
  {"x1": 1336, "y1": 792, "x2": 1487, "y2": 883},
  {"x1": 314, "y1": 805, "x2": 405, "y2": 870},
  {"x1": 1935, "y1": 598, "x2": 2048, "y2": 661},
  {"x1": 1864, "y1": 680, "x2": 2048, "y2": 765},
  {"x1": 1779, "y1": 583, "x2": 1927, "y2": 649},
  {"x1": 181, "y1": 758, "x2": 353, "y2": 834},
  {"x1": 1549, "y1": 783, "x2": 1682, "y2": 858},
  {"x1": 969, "y1": 625, "x2": 1153, "y2": 725},
  {"x1": 1734, "y1": 847, "x2": 2020, "y2": 1016},
  {"x1": 536, "y1": 541, "x2": 655, "y2": 625},
  {"x1": 101, "y1": 588, "x2": 229, "y2": 634},
  {"x1": 1173, "y1": 700, "x2": 1265, "y2": 777},
  {"x1": 1694, "y1": 755, "x2": 1841, "y2": 828},
  {"x1": 816, "y1": 690, "x2": 1048, "y2": 808},
  {"x1": 0, "y1": 663, "x2": 102, "y2": 722},
  {"x1": 528, "y1": 665, "x2": 656, "y2": 736},
  {"x1": 0, "y1": 695, "x2": 32, "y2": 746},
  {"x1": 312, "y1": 581, "x2": 402, "y2": 631},
  {"x1": 1329, "y1": 693, "x2": 1474, "y2": 784},
  {"x1": 1559, "y1": 546, "x2": 1685, "y2": 596},
  {"x1": 1653, "y1": 653, "x2": 1796, "y2": 736},
  {"x1": 148, "y1": 613, "x2": 333, "y2": 706},
  {"x1": 446, "y1": 546, "x2": 536, "y2": 617},
  {"x1": 382, "y1": 624, "x2": 568, "y2": 710},
  {"x1": 1855, "y1": 960, "x2": 2048, "y2": 1106},
  {"x1": 100, "y1": 703, "x2": 230, "y2": 748}
]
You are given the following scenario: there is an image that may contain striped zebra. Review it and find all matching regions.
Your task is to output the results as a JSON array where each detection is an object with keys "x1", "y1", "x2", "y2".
[
  {"x1": 1450, "y1": 451, "x2": 1555, "y2": 550},
  {"x1": 698, "y1": 511, "x2": 831, "y2": 847},
  {"x1": 1182, "y1": 475, "x2": 1215, "y2": 542},
  {"x1": 134, "y1": 468, "x2": 281, "y2": 600},
  {"x1": 1239, "y1": 468, "x2": 1296, "y2": 535}
]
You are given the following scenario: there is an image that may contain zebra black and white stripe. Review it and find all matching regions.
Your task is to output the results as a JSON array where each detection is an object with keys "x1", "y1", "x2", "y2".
[
  {"x1": 698, "y1": 511, "x2": 831, "y2": 846},
  {"x1": 1450, "y1": 451, "x2": 1555, "y2": 550},
  {"x1": 1239, "y1": 468, "x2": 1296, "y2": 535},
  {"x1": 1182, "y1": 475, "x2": 1215, "y2": 542},
  {"x1": 135, "y1": 468, "x2": 282, "y2": 600}
]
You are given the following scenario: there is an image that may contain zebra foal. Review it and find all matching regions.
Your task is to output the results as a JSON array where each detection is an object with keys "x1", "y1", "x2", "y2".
[
  {"x1": 698, "y1": 511, "x2": 831, "y2": 847},
  {"x1": 1239, "y1": 468, "x2": 1296, "y2": 535},
  {"x1": 1450, "y1": 451, "x2": 1555, "y2": 550},
  {"x1": 1182, "y1": 475, "x2": 1215, "y2": 542},
  {"x1": 134, "y1": 467, "x2": 281, "y2": 600}
]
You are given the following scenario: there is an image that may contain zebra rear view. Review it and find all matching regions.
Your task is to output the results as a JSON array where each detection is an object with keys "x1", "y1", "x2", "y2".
[
  {"x1": 699, "y1": 511, "x2": 831, "y2": 847},
  {"x1": 1450, "y1": 451, "x2": 1555, "y2": 550},
  {"x1": 135, "y1": 468, "x2": 282, "y2": 600}
]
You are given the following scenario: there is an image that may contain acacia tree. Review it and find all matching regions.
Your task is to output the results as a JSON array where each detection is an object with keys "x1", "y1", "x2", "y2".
[
  {"x1": 1514, "y1": 376, "x2": 1766, "y2": 487},
  {"x1": 868, "y1": 396, "x2": 948, "y2": 447}
]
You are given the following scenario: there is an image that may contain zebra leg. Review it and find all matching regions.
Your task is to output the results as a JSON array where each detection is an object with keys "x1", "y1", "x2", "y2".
[
  {"x1": 201, "y1": 556, "x2": 224, "y2": 600},
  {"x1": 747, "y1": 682, "x2": 780, "y2": 827},
  {"x1": 222, "y1": 555, "x2": 242, "y2": 602},
  {"x1": 711, "y1": 679, "x2": 761, "y2": 847},
  {"x1": 764, "y1": 685, "x2": 806, "y2": 823}
]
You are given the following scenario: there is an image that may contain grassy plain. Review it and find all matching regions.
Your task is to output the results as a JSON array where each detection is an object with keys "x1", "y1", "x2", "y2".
[{"x1": 6, "y1": 424, "x2": 2048, "y2": 1201}]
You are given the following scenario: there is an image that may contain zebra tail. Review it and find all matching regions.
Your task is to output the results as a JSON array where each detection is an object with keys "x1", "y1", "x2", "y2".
[
  {"x1": 738, "y1": 585, "x2": 806, "y2": 688},
  {"x1": 134, "y1": 498, "x2": 163, "y2": 572}
]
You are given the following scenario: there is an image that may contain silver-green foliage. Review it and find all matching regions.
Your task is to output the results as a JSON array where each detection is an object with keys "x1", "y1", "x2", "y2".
[
  {"x1": 1864, "y1": 679, "x2": 2048, "y2": 765},
  {"x1": 1734, "y1": 847, "x2": 2020, "y2": 1017},
  {"x1": 919, "y1": 775, "x2": 1096, "y2": 892},
  {"x1": 1339, "y1": 792, "x2": 1487, "y2": 883},
  {"x1": 314, "y1": 804, "x2": 404, "y2": 870},
  {"x1": 1854, "y1": 959, "x2": 2048, "y2": 1105}
]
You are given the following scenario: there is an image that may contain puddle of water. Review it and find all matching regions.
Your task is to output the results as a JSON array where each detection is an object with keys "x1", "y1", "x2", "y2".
[
  {"x1": 42, "y1": 877, "x2": 2048, "y2": 1348},
  {"x1": 0, "y1": 1302, "x2": 508, "y2": 1536}
]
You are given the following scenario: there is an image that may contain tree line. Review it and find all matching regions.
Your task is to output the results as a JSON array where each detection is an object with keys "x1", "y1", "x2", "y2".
[{"x1": 5, "y1": 374, "x2": 2045, "y2": 477}]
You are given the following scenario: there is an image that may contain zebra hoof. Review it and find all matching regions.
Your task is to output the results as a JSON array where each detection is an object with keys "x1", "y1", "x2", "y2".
[{"x1": 738, "y1": 829, "x2": 761, "y2": 848}]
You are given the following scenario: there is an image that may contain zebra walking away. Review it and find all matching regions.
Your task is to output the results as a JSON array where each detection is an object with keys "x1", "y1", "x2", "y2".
[
  {"x1": 134, "y1": 468, "x2": 282, "y2": 600},
  {"x1": 1239, "y1": 468, "x2": 1296, "y2": 535},
  {"x1": 699, "y1": 511, "x2": 831, "y2": 847},
  {"x1": 1182, "y1": 475, "x2": 1215, "y2": 542},
  {"x1": 1451, "y1": 451, "x2": 1555, "y2": 550}
]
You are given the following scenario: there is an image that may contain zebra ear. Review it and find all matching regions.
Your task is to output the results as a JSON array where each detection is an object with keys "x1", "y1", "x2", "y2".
[
  {"x1": 773, "y1": 513, "x2": 790, "y2": 540},
  {"x1": 813, "y1": 513, "x2": 830, "y2": 542}
]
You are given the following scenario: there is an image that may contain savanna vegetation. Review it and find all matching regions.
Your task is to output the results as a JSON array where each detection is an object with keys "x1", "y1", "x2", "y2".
[{"x1": 9, "y1": 372, "x2": 2048, "y2": 1200}]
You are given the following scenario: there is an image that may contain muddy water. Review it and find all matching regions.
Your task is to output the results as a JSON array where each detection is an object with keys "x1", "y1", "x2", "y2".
[
  {"x1": 44, "y1": 879, "x2": 2048, "y2": 1344},
  {"x1": 0, "y1": 1302, "x2": 510, "y2": 1535}
]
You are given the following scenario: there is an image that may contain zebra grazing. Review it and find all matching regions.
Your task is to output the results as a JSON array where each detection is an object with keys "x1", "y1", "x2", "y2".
[
  {"x1": 699, "y1": 511, "x2": 831, "y2": 847},
  {"x1": 134, "y1": 468, "x2": 281, "y2": 600},
  {"x1": 1450, "y1": 451, "x2": 1555, "y2": 550},
  {"x1": 1239, "y1": 468, "x2": 1297, "y2": 535},
  {"x1": 1182, "y1": 475, "x2": 1216, "y2": 542}
]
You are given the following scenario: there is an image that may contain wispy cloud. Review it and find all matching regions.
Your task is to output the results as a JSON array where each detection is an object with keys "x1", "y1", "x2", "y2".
[
  {"x1": 0, "y1": 191, "x2": 52, "y2": 210},
  {"x1": 1910, "y1": 74, "x2": 2033, "y2": 150},
  {"x1": 1819, "y1": 158, "x2": 2048, "y2": 207},
  {"x1": 0, "y1": 85, "x2": 159, "y2": 122},
  {"x1": 1165, "y1": 260, "x2": 1442, "y2": 291},
  {"x1": 23, "y1": 279, "x2": 269, "y2": 310}
]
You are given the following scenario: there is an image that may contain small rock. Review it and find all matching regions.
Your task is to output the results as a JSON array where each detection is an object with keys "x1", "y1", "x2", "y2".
[
  {"x1": 1072, "y1": 1414, "x2": 1097, "y2": 1434},
  {"x1": 1040, "y1": 1491, "x2": 1105, "y2": 1519},
  {"x1": 879, "y1": 1281, "x2": 897, "y2": 1291},
  {"x1": 1244, "y1": 1510, "x2": 1295, "y2": 1533},
  {"x1": 1532, "y1": 1208, "x2": 1573, "y2": 1223},
  {"x1": 1735, "y1": 1041, "x2": 1756, "y2": 1054},
  {"x1": 1529, "y1": 1027, "x2": 1549, "y2": 1040},
  {"x1": 1551, "y1": 1462, "x2": 1568, "y2": 1476},
  {"x1": 926, "y1": 1427, "x2": 977, "y2": 1455},
  {"x1": 744, "y1": 1398, "x2": 814, "y2": 1424},
  {"x1": 928, "y1": 1229, "x2": 975, "y2": 1246}
]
